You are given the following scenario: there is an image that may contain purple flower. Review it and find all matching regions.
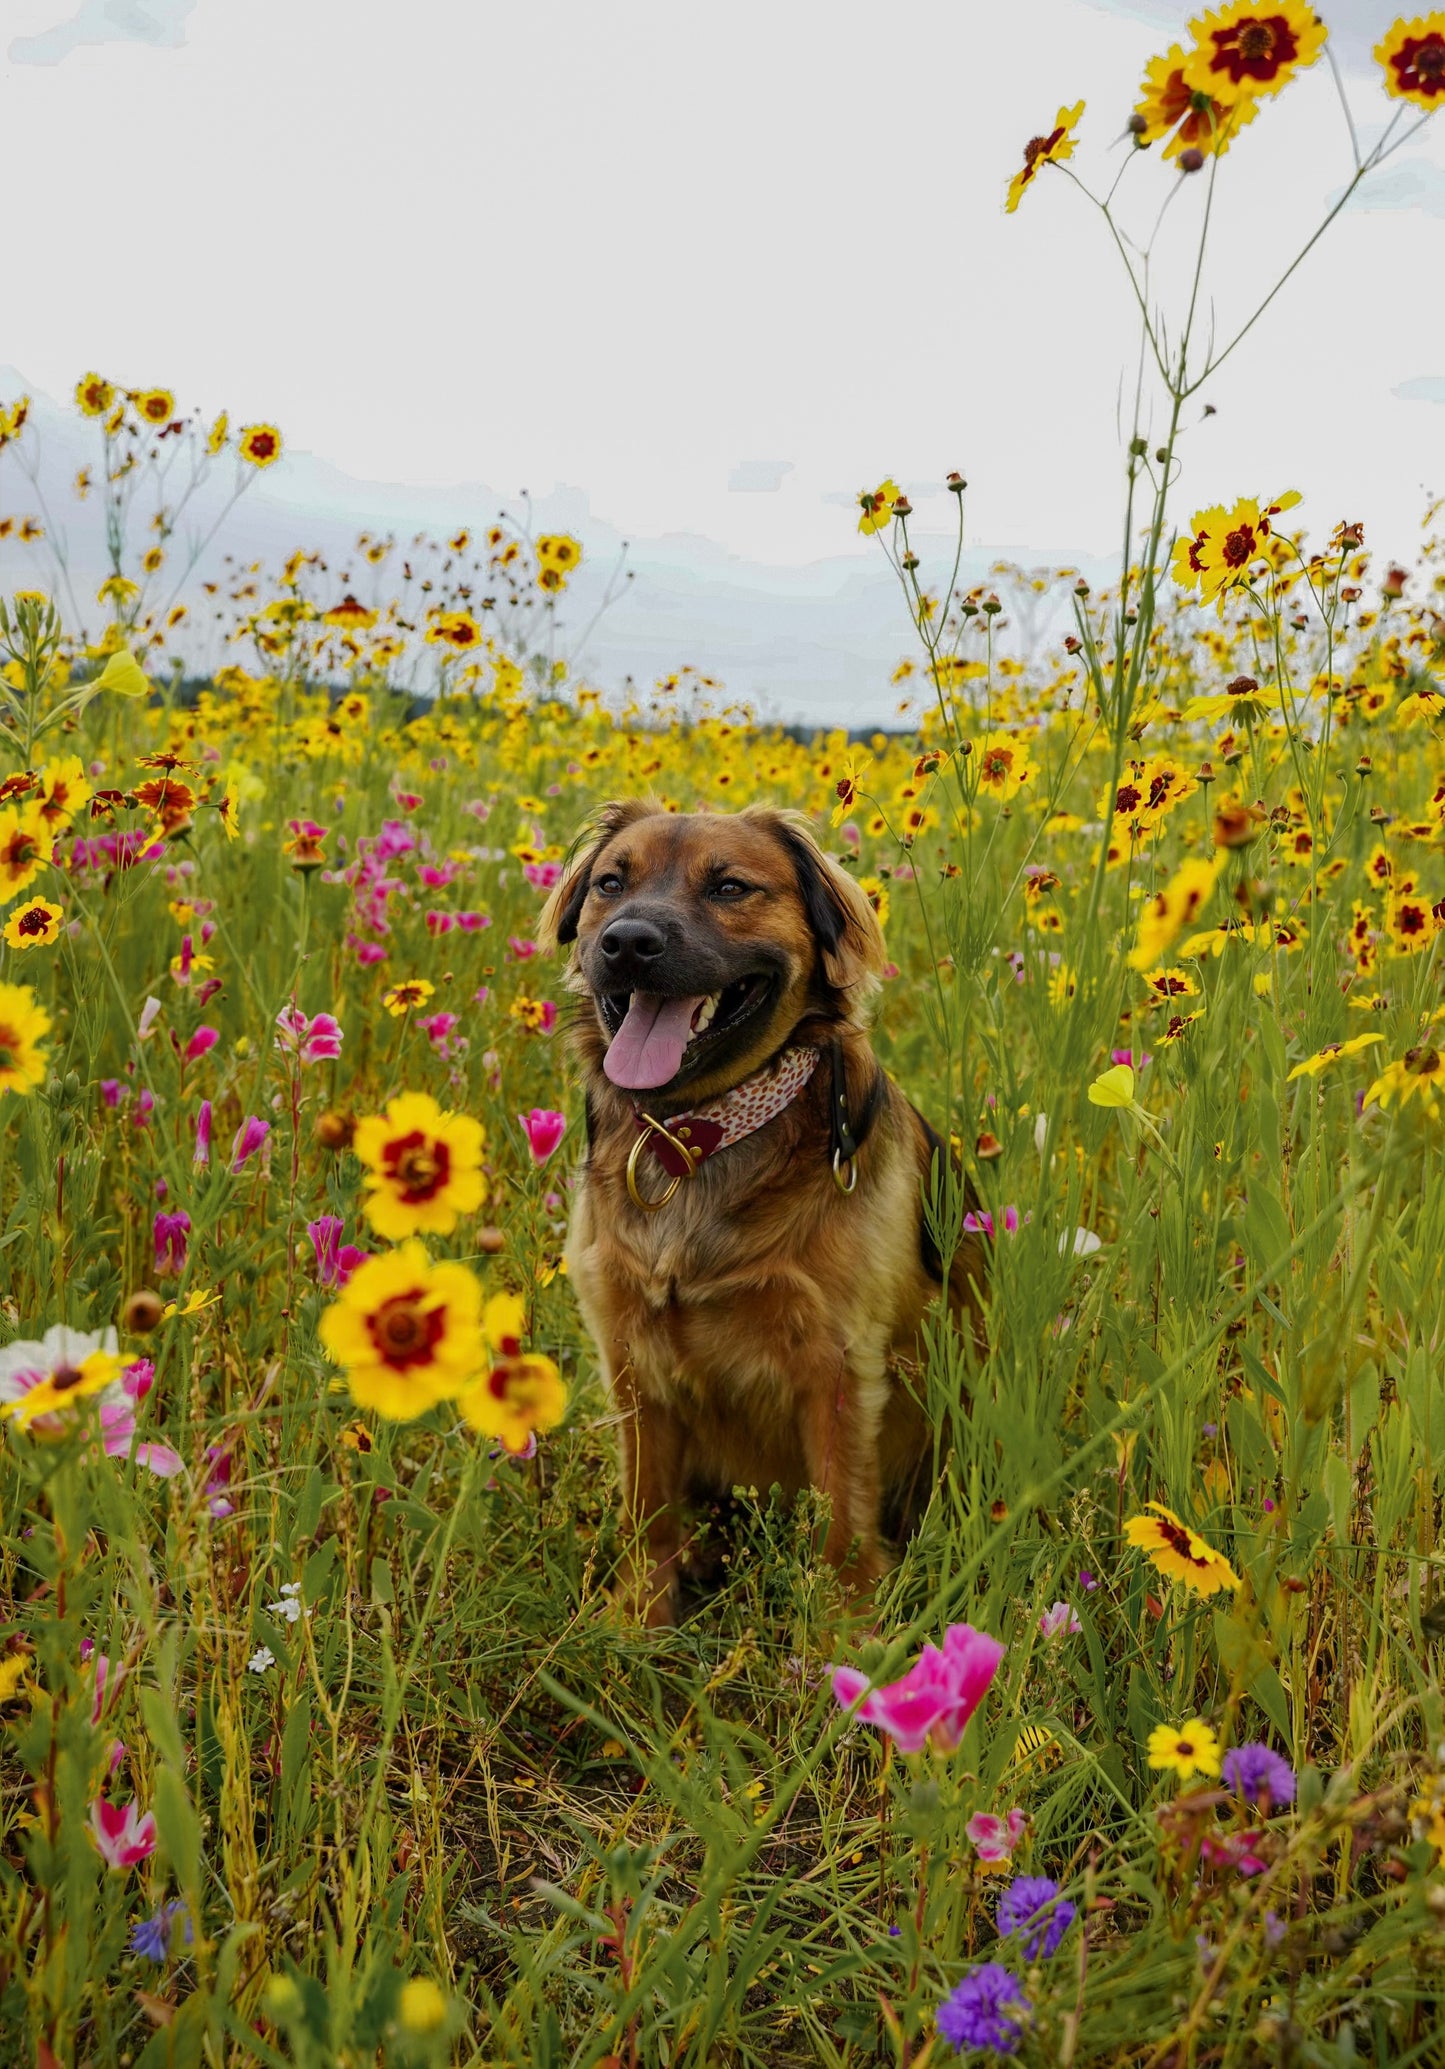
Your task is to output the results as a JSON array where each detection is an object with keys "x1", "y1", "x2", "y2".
[
  {"x1": 1078, "y1": 1569, "x2": 1098, "y2": 1592},
  {"x1": 194, "y1": 1099, "x2": 212, "y2": 1167},
  {"x1": 129, "y1": 1900, "x2": 191, "y2": 1964},
  {"x1": 275, "y1": 1004, "x2": 343, "y2": 1064},
  {"x1": 936, "y1": 1963, "x2": 1030, "y2": 2056},
  {"x1": 204, "y1": 1441, "x2": 235, "y2": 1519},
  {"x1": 996, "y1": 1875, "x2": 1077, "y2": 1960},
  {"x1": 229, "y1": 1116, "x2": 270, "y2": 1173},
  {"x1": 307, "y1": 1216, "x2": 367, "y2": 1290},
  {"x1": 184, "y1": 1026, "x2": 219, "y2": 1063},
  {"x1": 100, "y1": 1078, "x2": 126, "y2": 1110},
  {"x1": 1220, "y1": 1743, "x2": 1295, "y2": 1810},
  {"x1": 153, "y1": 1210, "x2": 190, "y2": 1279}
]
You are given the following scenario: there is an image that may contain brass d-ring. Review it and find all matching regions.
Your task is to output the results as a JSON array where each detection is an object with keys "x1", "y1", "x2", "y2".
[
  {"x1": 625, "y1": 1113, "x2": 696, "y2": 1213},
  {"x1": 832, "y1": 1147, "x2": 858, "y2": 1196}
]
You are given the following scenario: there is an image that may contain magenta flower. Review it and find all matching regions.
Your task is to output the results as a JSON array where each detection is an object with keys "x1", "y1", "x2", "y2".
[
  {"x1": 424, "y1": 910, "x2": 456, "y2": 935},
  {"x1": 184, "y1": 1026, "x2": 219, "y2": 1063},
  {"x1": 88, "y1": 1797, "x2": 157, "y2": 1870},
  {"x1": 521, "y1": 1108, "x2": 567, "y2": 1165},
  {"x1": 965, "y1": 1807, "x2": 1027, "y2": 1865},
  {"x1": 194, "y1": 1098, "x2": 212, "y2": 1166},
  {"x1": 832, "y1": 1623, "x2": 1005, "y2": 1754},
  {"x1": 153, "y1": 1210, "x2": 190, "y2": 1279},
  {"x1": 100, "y1": 1396, "x2": 183, "y2": 1479},
  {"x1": 455, "y1": 911, "x2": 489, "y2": 931},
  {"x1": 1037, "y1": 1600, "x2": 1081, "y2": 1639},
  {"x1": 508, "y1": 936, "x2": 539, "y2": 961},
  {"x1": 122, "y1": 1358, "x2": 155, "y2": 1402},
  {"x1": 306, "y1": 1216, "x2": 367, "y2": 1290},
  {"x1": 275, "y1": 1004, "x2": 343, "y2": 1064},
  {"x1": 229, "y1": 1116, "x2": 270, "y2": 1173},
  {"x1": 963, "y1": 1207, "x2": 1024, "y2": 1238},
  {"x1": 419, "y1": 1010, "x2": 461, "y2": 1054},
  {"x1": 523, "y1": 861, "x2": 562, "y2": 891},
  {"x1": 204, "y1": 1440, "x2": 235, "y2": 1518},
  {"x1": 100, "y1": 1079, "x2": 126, "y2": 1109}
]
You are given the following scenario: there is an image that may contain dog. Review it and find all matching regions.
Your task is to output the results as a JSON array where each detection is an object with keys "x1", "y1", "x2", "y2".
[{"x1": 540, "y1": 799, "x2": 983, "y2": 1626}]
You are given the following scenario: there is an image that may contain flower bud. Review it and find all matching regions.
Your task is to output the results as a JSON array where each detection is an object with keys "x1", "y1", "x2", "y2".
[
  {"x1": 123, "y1": 1288, "x2": 165, "y2": 1334},
  {"x1": 946, "y1": 471, "x2": 967, "y2": 494},
  {"x1": 477, "y1": 1226, "x2": 506, "y2": 1254},
  {"x1": 316, "y1": 1110, "x2": 354, "y2": 1151},
  {"x1": 1179, "y1": 147, "x2": 1205, "y2": 173}
]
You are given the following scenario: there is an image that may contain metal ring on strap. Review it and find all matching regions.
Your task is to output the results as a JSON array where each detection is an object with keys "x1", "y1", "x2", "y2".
[
  {"x1": 832, "y1": 1146, "x2": 858, "y2": 1196},
  {"x1": 625, "y1": 1112, "x2": 698, "y2": 1213}
]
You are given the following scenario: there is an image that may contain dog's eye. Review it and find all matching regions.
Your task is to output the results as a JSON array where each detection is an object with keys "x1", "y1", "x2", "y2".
[
  {"x1": 712, "y1": 878, "x2": 750, "y2": 899},
  {"x1": 595, "y1": 873, "x2": 624, "y2": 896}
]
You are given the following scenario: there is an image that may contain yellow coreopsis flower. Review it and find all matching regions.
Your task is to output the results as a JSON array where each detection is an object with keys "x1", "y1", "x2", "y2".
[
  {"x1": 1125, "y1": 1502, "x2": 1241, "y2": 1596},
  {"x1": 1005, "y1": 102, "x2": 1084, "y2": 212},
  {"x1": 1286, "y1": 1032, "x2": 1385, "y2": 1081},
  {"x1": 857, "y1": 480, "x2": 901, "y2": 536},
  {"x1": 238, "y1": 423, "x2": 282, "y2": 468},
  {"x1": 382, "y1": 979, "x2": 436, "y2": 1017},
  {"x1": 75, "y1": 372, "x2": 115, "y2": 418},
  {"x1": 353, "y1": 1090, "x2": 486, "y2": 1240},
  {"x1": 1172, "y1": 495, "x2": 1301, "y2": 605},
  {"x1": 1128, "y1": 856, "x2": 1224, "y2": 970},
  {"x1": 1364, "y1": 1045, "x2": 1445, "y2": 1119},
  {"x1": 1376, "y1": 16, "x2": 1445, "y2": 106},
  {"x1": 458, "y1": 1291, "x2": 568, "y2": 1454},
  {"x1": 1183, "y1": 2, "x2": 1327, "y2": 102},
  {"x1": 0, "y1": 804, "x2": 53, "y2": 903},
  {"x1": 1134, "y1": 44, "x2": 1259, "y2": 159},
  {"x1": 320, "y1": 1241, "x2": 487, "y2": 1420},
  {"x1": 1147, "y1": 1718, "x2": 1222, "y2": 1781},
  {"x1": 3, "y1": 897, "x2": 63, "y2": 952}
]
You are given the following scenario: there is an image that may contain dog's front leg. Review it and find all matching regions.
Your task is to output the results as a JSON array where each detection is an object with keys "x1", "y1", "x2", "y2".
[
  {"x1": 612, "y1": 1365, "x2": 687, "y2": 1628},
  {"x1": 796, "y1": 1347, "x2": 888, "y2": 1597}
]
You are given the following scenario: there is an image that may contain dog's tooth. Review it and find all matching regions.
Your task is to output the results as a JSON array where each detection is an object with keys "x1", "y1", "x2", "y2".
[{"x1": 693, "y1": 992, "x2": 719, "y2": 1034}]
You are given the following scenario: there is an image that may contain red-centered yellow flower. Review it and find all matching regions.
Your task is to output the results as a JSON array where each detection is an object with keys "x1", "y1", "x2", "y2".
[
  {"x1": 457, "y1": 1291, "x2": 568, "y2": 1453},
  {"x1": 1364, "y1": 1044, "x2": 1445, "y2": 1119},
  {"x1": 35, "y1": 756, "x2": 91, "y2": 832},
  {"x1": 0, "y1": 803, "x2": 52, "y2": 902},
  {"x1": 134, "y1": 388, "x2": 175, "y2": 426},
  {"x1": 206, "y1": 410, "x2": 229, "y2": 455},
  {"x1": 75, "y1": 372, "x2": 115, "y2": 418},
  {"x1": 1135, "y1": 44, "x2": 1260, "y2": 158},
  {"x1": 323, "y1": 594, "x2": 378, "y2": 629},
  {"x1": 1386, "y1": 888, "x2": 1437, "y2": 955},
  {"x1": 3, "y1": 898, "x2": 63, "y2": 952},
  {"x1": 1005, "y1": 101, "x2": 1084, "y2": 213},
  {"x1": 1147, "y1": 1718, "x2": 1222, "y2": 1780},
  {"x1": 382, "y1": 979, "x2": 436, "y2": 1017},
  {"x1": 1125, "y1": 1502, "x2": 1241, "y2": 1596},
  {"x1": 1183, "y1": 3, "x2": 1328, "y2": 101},
  {"x1": 975, "y1": 733, "x2": 1039, "y2": 802},
  {"x1": 1128, "y1": 856, "x2": 1224, "y2": 971},
  {"x1": 425, "y1": 610, "x2": 483, "y2": 653},
  {"x1": 0, "y1": 983, "x2": 51, "y2": 1097},
  {"x1": 1172, "y1": 493, "x2": 1301, "y2": 604},
  {"x1": 535, "y1": 533, "x2": 582, "y2": 593},
  {"x1": 857, "y1": 479, "x2": 901, "y2": 536},
  {"x1": 318, "y1": 1241, "x2": 486, "y2": 1419},
  {"x1": 1376, "y1": 16, "x2": 1445, "y2": 104},
  {"x1": 238, "y1": 423, "x2": 282, "y2": 467},
  {"x1": 1286, "y1": 1031, "x2": 1385, "y2": 1081},
  {"x1": 353, "y1": 1090, "x2": 486, "y2": 1240}
]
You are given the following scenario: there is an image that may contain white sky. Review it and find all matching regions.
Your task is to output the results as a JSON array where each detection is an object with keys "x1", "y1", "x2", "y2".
[{"x1": 3, "y1": 0, "x2": 1444, "y2": 575}]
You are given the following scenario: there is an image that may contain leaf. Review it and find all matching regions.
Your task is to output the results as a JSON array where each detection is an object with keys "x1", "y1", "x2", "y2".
[
  {"x1": 1420, "y1": 1599, "x2": 1445, "y2": 1642},
  {"x1": 153, "y1": 1766, "x2": 201, "y2": 1893}
]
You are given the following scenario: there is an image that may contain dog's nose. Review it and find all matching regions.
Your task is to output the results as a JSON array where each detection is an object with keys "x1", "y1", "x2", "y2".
[{"x1": 600, "y1": 916, "x2": 667, "y2": 968}]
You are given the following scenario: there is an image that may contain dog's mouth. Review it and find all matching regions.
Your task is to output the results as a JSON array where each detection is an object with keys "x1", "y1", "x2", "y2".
[{"x1": 599, "y1": 976, "x2": 772, "y2": 1091}]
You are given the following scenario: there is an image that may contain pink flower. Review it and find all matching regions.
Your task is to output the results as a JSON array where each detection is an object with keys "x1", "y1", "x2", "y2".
[
  {"x1": 418, "y1": 862, "x2": 461, "y2": 889},
  {"x1": 965, "y1": 1808, "x2": 1027, "y2": 1865},
  {"x1": 100, "y1": 1397, "x2": 183, "y2": 1478},
  {"x1": 508, "y1": 936, "x2": 539, "y2": 961},
  {"x1": 153, "y1": 1210, "x2": 190, "y2": 1278},
  {"x1": 307, "y1": 1216, "x2": 367, "y2": 1290},
  {"x1": 1038, "y1": 1601, "x2": 1081, "y2": 1639},
  {"x1": 194, "y1": 1099, "x2": 212, "y2": 1167},
  {"x1": 184, "y1": 1026, "x2": 219, "y2": 1063},
  {"x1": 100, "y1": 1079, "x2": 126, "y2": 1110},
  {"x1": 521, "y1": 1108, "x2": 567, "y2": 1165},
  {"x1": 275, "y1": 1004, "x2": 343, "y2": 1064},
  {"x1": 88, "y1": 1797, "x2": 157, "y2": 1870},
  {"x1": 424, "y1": 910, "x2": 456, "y2": 935},
  {"x1": 831, "y1": 1623, "x2": 1005, "y2": 1753},
  {"x1": 419, "y1": 1011, "x2": 461, "y2": 1054},
  {"x1": 523, "y1": 861, "x2": 561, "y2": 891},
  {"x1": 455, "y1": 911, "x2": 489, "y2": 931},
  {"x1": 229, "y1": 1116, "x2": 270, "y2": 1173},
  {"x1": 122, "y1": 1358, "x2": 155, "y2": 1401}
]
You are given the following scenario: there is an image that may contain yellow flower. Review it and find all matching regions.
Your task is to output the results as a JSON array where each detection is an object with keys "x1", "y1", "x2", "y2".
[
  {"x1": 458, "y1": 1292, "x2": 568, "y2": 1453},
  {"x1": 2, "y1": 1347, "x2": 123, "y2": 1429},
  {"x1": 382, "y1": 979, "x2": 436, "y2": 1017},
  {"x1": 0, "y1": 804, "x2": 53, "y2": 902},
  {"x1": 535, "y1": 534, "x2": 582, "y2": 591},
  {"x1": 161, "y1": 1288, "x2": 222, "y2": 1320},
  {"x1": 830, "y1": 752, "x2": 874, "y2": 826},
  {"x1": 1364, "y1": 1045, "x2": 1445, "y2": 1119},
  {"x1": 1376, "y1": 16, "x2": 1445, "y2": 106},
  {"x1": 353, "y1": 1091, "x2": 486, "y2": 1240},
  {"x1": 857, "y1": 479, "x2": 901, "y2": 536},
  {"x1": 1134, "y1": 43, "x2": 1259, "y2": 159},
  {"x1": 1006, "y1": 102, "x2": 1084, "y2": 213},
  {"x1": 1087, "y1": 1063, "x2": 1136, "y2": 1108},
  {"x1": 1183, "y1": 2, "x2": 1328, "y2": 102},
  {"x1": 0, "y1": 1653, "x2": 30, "y2": 1703},
  {"x1": 238, "y1": 423, "x2": 282, "y2": 468},
  {"x1": 974, "y1": 733, "x2": 1039, "y2": 802},
  {"x1": 857, "y1": 876, "x2": 890, "y2": 928},
  {"x1": 206, "y1": 410, "x2": 229, "y2": 455},
  {"x1": 1147, "y1": 1718, "x2": 1222, "y2": 1781},
  {"x1": 134, "y1": 388, "x2": 175, "y2": 426},
  {"x1": 425, "y1": 610, "x2": 484, "y2": 653},
  {"x1": 318, "y1": 1241, "x2": 486, "y2": 1420},
  {"x1": 1128, "y1": 856, "x2": 1224, "y2": 971},
  {"x1": 1172, "y1": 494, "x2": 1300, "y2": 605},
  {"x1": 397, "y1": 1978, "x2": 449, "y2": 2035},
  {"x1": 92, "y1": 649, "x2": 151, "y2": 699},
  {"x1": 1286, "y1": 1032, "x2": 1385, "y2": 1081},
  {"x1": 75, "y1": 372, "x2": 115, "y2": 418},
  {"x1": 1125, "y1": 1502, "x2": 1241, "y2": 1596},
  {"x1": 3, "y1": 898, "x2": 63, "y2": 951}
]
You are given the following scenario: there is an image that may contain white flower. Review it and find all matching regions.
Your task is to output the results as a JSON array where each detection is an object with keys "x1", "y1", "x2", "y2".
[
  {"x1": 1062, "y1": 1226, "x2": 1103, "y2": 1257},
  {"x1": 1038, "y1": 1600, "x2": 1081, "y2": 1639},
  {"x1": 0, "y1": 1324, "x2": 119, "y2": 1405},
  {"x1": 266, "y1": 1583, "x2": 303, "y2": 1624},
  {"x1": 247, "y1": 1646, "x2": 276, "y2": 1674}
]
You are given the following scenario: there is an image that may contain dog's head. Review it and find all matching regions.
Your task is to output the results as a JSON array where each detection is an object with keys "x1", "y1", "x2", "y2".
[{"x1": 540, "y1": 800, "x2": 887, "y2": 1102}]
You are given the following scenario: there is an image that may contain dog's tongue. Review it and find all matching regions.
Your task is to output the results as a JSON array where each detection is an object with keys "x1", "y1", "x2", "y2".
[{"x1": 604, "y1": 992, "x2": 705, "y2": 1090}]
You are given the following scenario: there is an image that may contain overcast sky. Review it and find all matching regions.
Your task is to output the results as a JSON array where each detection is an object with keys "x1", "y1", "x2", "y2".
[{"x1": 3, "y1": 1, "x2": 1443, "y2": 597}]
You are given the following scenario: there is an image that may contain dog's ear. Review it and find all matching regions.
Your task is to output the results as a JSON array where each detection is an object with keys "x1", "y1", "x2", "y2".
[
  {"x1": 539, "y1": 798, "x2": 663, "y2": 949},
  {"x1": 752, "y1": 808, "x2": 888, "y2": 1003}
]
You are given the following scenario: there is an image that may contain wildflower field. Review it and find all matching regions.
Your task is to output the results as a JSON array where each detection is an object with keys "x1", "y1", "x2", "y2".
[{"x1": 4, "y1": 8, "x2": 1445, "y2": 2066}]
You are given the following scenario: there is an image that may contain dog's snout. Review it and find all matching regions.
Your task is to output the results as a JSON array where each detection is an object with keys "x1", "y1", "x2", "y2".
[{"x1": 600, "y1": 915, "x2": 667, "y2": 968}]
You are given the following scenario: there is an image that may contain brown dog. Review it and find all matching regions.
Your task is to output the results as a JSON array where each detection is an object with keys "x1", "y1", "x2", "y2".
[{"x1": 541, "y1": 800, "x2": 982, "y2": 1626}]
